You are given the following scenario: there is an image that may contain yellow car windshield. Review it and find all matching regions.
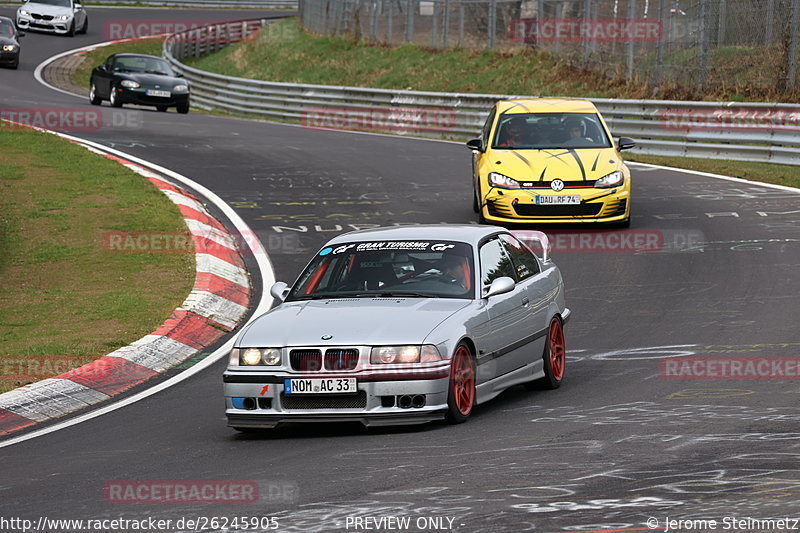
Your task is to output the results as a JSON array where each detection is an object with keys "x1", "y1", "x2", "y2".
[{"x1": 493, "y1": 112, "x2": 612, "y2": 150}]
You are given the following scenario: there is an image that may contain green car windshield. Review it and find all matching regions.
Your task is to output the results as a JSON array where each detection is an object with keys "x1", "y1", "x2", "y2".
[
  {"x1": 287, "y1": 240, "x2": 475, "y2": 301},
  {"x1": 493, "y1": 112, "x2": 612, "y2": 150}
]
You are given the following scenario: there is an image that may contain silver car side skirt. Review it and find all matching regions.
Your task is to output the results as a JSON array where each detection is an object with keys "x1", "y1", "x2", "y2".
[{"x1": 475, "y1": 361, "x2": 544, "y2": 405}]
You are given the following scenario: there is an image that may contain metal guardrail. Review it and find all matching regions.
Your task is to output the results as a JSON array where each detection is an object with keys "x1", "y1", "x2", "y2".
[
  {"x1": 92, "y1": 0, "x2": 296, "y2": 6},
  {"x1": 163, "y1": 19, "x2": 800, "y2": 166}
]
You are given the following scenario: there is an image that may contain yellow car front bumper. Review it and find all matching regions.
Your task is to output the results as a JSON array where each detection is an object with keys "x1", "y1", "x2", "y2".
[{"x1": 480, "y1": 188, "x2": 630, "y2": 224}]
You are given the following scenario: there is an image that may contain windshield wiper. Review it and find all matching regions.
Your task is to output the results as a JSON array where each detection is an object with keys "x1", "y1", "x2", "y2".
[
  {"x1": 372, "y1": 291, "x2": 439, "y2": 298},
  {"x1": 290, "y1": 290, "x2": 439, "y2": 301}
]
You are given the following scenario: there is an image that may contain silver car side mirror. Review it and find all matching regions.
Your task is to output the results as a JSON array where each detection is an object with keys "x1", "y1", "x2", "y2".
[
  {"x1": 483, "y1": 276, "x2": 515, "y2": 298},
  {"x1": 269, "y1": 281, "x2": 290, "y2": 302}
]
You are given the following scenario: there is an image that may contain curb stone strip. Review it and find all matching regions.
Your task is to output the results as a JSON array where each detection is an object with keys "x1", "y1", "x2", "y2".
[{"x1": 0, "y1": 140, "x2": 252, "y2": 436}]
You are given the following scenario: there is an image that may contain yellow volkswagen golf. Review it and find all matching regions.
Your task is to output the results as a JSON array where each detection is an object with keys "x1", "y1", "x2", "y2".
[{"x1": 467, "y1": 98, "x2": 635, "y2": 226}]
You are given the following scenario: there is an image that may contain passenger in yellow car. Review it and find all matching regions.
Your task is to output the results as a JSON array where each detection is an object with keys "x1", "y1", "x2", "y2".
[{"x1": 496, "y1": 116, "x2": 529, "y2": 148}]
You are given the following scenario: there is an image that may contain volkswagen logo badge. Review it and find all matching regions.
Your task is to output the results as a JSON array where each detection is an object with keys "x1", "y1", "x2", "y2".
[
  {"x1": 550, "y1": 179, "x2": 565, "y2": 191},
  {"x1": 321, "y1": 334, "x2": 333, "y2": 341}
]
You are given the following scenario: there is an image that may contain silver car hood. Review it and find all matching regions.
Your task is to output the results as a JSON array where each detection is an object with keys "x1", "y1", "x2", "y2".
[
  {"x1": 23, "y1": 3, "x2": 73, "y2": 15},
  {"x1": 238, "y1": 298, "x2": 472, "y2": 347}
]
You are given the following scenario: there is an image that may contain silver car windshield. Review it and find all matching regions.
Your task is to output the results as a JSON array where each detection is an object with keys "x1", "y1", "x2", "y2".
[
  {"x1": 287, "y1": 240, "x2": 475, "y2": 300},
  {"x1": 493, "y1": 112, "x2": 612, "y2": 150},
  {"x1": 31, "y1": 0, "x2": 71, "y2": 7}
]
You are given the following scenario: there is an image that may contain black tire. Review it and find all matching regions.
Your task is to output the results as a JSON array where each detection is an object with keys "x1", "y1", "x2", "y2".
[
  {"x1": 109, "y1": 84, "x2": 122, "y2": 108},
  {"x1": 11, "y1": 61, "x2": 18, "y2": 70},
  {"x1": 79, "y1": 17, "x2": 87, "y2": 34},
  {"x1": 89, "y1": 82, "x2": 102, "y2": 105},
  {"x1": 232, "y1": 427, "x2": 264, "y2": 434},
  {"x1": 176, "y1": 102, "x2": 189, "y2": 114},
  {"x1": 156, "y1": 105, "x2": 168, "y2": 112},
  {"x1": 475, "y1": 183, "x2": 487, "y2": 224},
  {"x1": 66, "y1": 20, "x2": 75, "y2": 37},
  {"x1": 445, "y1": 342, "x2": 476, "y2": 424}
]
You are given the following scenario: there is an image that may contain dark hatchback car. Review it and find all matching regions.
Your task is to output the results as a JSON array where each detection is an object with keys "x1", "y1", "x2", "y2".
[
  {"x1": 0, "y1": 16, "x2": 23, "y2": 69},
  {"x1": 89, "y1": 53, "x2": 190, "y2": 113}
]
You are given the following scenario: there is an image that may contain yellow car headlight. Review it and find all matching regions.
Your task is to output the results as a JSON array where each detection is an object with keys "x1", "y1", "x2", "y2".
[
  {"x1": 488, "y1": 172, "x2": 521, "y2": 189},
  {"x1": 594, "y1": 171, "x2": 624, "y2": 188}
]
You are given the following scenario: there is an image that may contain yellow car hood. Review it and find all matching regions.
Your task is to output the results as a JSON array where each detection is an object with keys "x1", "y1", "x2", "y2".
[{"x1": 489, "y1": 147, "x2": 621, "y2": 184}]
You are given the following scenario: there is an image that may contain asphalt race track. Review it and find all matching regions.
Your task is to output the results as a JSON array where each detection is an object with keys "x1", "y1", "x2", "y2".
[{"x1": 2, "y1": 6, "x2": 800, "y2": 532}]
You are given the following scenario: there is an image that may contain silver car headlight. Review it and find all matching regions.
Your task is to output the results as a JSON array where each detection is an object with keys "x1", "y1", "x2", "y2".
[
  {"x1": 120, "y1": 80, "x2": 140, "y2": 88},
  {"x1": 594, "y1": 170, "x2": 624, "y2": 188},
  {"x1": 231, "y1": 347, "x2": 281, "y2": 366},
  {"x1": 2, "y1": 45, "x2": 16, "y2": 52},
  {"x1": 370, "y1": 345, "x2": 442, "y2": 364},
  {"x1": 18, "y1": 9, "x2": 29, "y2": 16},
  {"x1": 173, "y1": 84, "x2": 188, "y2": 92},
  {"x1": 55, "y1": 14, "x2": 70, "y2": 21},
  {"x1": 488, "y1": 172, "x2": 521, "y2": 189}
]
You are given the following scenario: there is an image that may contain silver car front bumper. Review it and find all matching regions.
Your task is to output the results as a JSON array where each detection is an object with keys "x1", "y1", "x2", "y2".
[{"x1": 224, "y1": 375, "x2": 450, "y2": 429}]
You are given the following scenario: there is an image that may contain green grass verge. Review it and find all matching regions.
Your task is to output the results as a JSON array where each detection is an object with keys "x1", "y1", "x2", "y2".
[
  {"x1": 0, "y1": 129, "x2": 194, "y2": 393},
  {"x1": 71, "y1": 37, "x2": 165, "y2": 90},
  {"x1": 185, "y1": 18, "x2": 619, "y2": 97},
  {"x1": 627, "y1": 154, "x2": 800, "y2": 190}
]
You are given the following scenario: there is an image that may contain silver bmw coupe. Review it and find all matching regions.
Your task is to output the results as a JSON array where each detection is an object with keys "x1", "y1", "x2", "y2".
[{"x1": 224, "y1": 225, "x2": 569, "y2": 430}]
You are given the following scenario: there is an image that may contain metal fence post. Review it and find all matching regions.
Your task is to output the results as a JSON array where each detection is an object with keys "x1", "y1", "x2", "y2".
[
  {"x1": 717, "y1": 0, "x2": 726, "y2": 47},
  {"x1": 432, "y1": 0, "x2": 438, "y2": 46},
  {"x1": 627, "y1": 0, "x2": 635, "y2": 80},
  {"x1": 443, "y1": 0, "x2": 450, "y2": 47},
  {"x1": 582, "y1": 0, "x2": 591, "y2": 63},
  {"x1": 765, "y1": 0, "x2": 775, "y2": 46},
  {"x1": 488, "y1": 0, "x2": 496, "y2": 49},
  {"x1": 698, "y1": 0, "x2": 710, "y2": 87},
  {"x1": 554, "y1": 1, "x2": 562, "y2": 53},
  {"x1": 790, "y1": 0, "x2": 800, "y2": 88},
  {"x1": 406, "y1": 0, "x2": 414, "y2": 42},
  {"x1": 654, "y1": 0, "x2": 666, "y2": 86},
  {"x1": 370, "y1": 0, "x2": 378, "y2": 40},
  {"x1": 459, "y1": 2, "x2": 464, "y2": 47},
  {"x1": 387, "y1": 0, "x2": 393, "y2": 43}
]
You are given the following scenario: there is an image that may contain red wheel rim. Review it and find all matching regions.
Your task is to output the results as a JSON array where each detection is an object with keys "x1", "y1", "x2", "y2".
[
  {"x1": 548, "y1": 319, "x2": 565, "y2": 381},
  {"x1": 451, "y1": 346, "x2": 475, "y2": 416}
]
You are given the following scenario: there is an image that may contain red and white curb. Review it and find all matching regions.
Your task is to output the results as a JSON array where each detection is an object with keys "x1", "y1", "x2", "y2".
[{"x1": 0, "y1": 135, "x2": 253, "y2": 437}]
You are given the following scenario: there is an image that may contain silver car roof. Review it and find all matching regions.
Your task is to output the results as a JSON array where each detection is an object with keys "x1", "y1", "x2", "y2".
[{"x1": 325, "y1": 224, "x2": 506, "y2": 247}]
